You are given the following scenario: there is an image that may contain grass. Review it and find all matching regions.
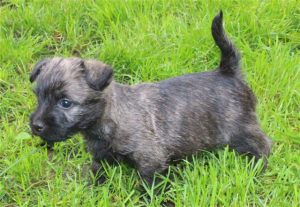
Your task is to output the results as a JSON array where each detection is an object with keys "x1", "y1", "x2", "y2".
[{"x1": 0, "y1": 0, "x2": 299, "y2": 206}]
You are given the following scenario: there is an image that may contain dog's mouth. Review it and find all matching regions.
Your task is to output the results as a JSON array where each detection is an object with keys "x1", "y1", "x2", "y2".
[
  {"x1": 33, "y1": 133, "x2": 70, "y2": 143},
  {"x1": 41, "y1": 136, "x2": 70, "y2": 142},
  {"x1": 31, "y1": 128, "x2": 74, "y2": 143}
]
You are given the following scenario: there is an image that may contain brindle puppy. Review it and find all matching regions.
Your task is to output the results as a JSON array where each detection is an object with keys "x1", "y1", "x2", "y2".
[{"x1": 30, "y1": 11, "x2": 271, "y2": 184}]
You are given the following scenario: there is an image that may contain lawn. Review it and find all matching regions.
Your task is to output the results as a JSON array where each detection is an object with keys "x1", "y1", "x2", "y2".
[{"x1": 0, "y1": 0, "x2": 299, "y2": 206}]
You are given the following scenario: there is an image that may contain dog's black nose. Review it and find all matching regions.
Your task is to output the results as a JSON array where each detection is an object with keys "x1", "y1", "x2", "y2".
[{"x1": 32, "y1": 121, "x2": 45, "y2": 134}]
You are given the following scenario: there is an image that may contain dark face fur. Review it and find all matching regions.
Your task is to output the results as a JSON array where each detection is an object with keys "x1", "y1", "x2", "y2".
[{"x1": 30, "y1": 57, "x2": 113, "y2": 143}]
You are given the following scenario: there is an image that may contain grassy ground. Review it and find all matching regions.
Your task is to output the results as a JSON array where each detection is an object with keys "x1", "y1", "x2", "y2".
[{"x1": 0, "y1": 0, "x2": 299, "y2": 206}]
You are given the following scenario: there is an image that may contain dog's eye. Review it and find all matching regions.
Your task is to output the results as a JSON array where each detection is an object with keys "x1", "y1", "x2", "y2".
[{"x1": 59, "y1": 99, "x2": 73, "y2": 109}]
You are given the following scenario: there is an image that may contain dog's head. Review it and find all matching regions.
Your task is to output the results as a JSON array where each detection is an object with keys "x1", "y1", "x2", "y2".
[{"x1": 29, "y1": 57, "x2": 113, "y2": 142}]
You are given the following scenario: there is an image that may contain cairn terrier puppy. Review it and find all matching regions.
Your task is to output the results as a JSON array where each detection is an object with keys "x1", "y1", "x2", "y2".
[{"x1": 30, "y1": 12, "x2": 271, "y2": 183}]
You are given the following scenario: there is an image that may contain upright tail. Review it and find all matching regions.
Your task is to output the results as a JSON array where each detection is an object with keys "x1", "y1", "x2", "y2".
[{"x1": 212, "y1": 11, "x2": 241, "y2": 77}]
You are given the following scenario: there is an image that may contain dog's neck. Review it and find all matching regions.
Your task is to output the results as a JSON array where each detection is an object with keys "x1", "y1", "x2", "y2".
[{"x1": 81, "y1": 81, "x2": 132, "y2": 141}]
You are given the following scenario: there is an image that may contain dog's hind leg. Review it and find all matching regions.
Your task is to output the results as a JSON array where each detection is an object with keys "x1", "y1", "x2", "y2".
[{"x1": 228, "y1": 129, "x2": 271, "y2": 169}]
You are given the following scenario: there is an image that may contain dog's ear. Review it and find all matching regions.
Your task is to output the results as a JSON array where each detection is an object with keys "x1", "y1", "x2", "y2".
[
  {"x1": 82, "y1": 59, "x2": 113, "y2": 91},
  {"x1": 30, "y1": 58, "x2": 49, "y2": 82}
]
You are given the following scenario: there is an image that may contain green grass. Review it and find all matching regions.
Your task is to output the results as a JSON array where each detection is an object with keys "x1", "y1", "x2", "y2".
[{"x1": 0, "y1": 0, "x2": 299, "y2": 206}]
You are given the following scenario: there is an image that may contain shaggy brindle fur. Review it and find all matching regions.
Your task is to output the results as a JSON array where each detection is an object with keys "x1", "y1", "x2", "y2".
[{"x1": 30, "y1": 12, "x2": 271, "y2": 184}]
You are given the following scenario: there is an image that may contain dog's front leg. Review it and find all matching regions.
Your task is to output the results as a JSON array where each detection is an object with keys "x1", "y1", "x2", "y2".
[
  {"x1": 91, "y1": 160, "x2": 107, "y2": 184},
  {"x1": 134, "y1": 152, "x2": 168, "y2": 185},
  {"x1": 87, "y1": 138, "x2": 116, "y2": 184}
]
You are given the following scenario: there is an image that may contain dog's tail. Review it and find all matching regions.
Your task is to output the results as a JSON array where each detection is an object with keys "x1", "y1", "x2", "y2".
[{"x1": 212, "y1": 11, "x2": 241, "y2": 77}]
